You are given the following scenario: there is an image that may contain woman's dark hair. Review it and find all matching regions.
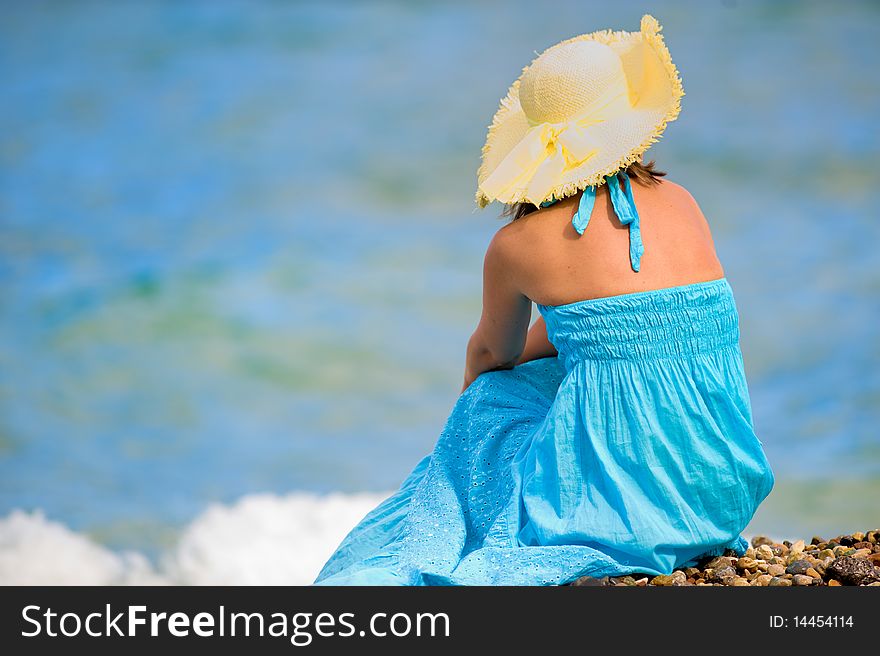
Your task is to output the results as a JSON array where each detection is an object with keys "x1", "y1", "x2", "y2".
[{"x1": 499, "y1": 159, "x2": 666, "y2": 221}]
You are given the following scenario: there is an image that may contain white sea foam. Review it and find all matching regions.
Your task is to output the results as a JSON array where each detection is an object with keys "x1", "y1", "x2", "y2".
[{"x1": 0, "y1": 491, "x2": 390, "y2": 585}]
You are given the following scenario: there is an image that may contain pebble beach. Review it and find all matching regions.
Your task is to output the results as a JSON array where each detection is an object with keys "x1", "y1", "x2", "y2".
[{"x1": 570, "y1": 530, "x2": 880, "y2": 587}]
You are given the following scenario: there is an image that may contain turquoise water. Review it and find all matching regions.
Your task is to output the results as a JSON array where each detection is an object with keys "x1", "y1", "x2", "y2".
[{"x1": 1, "y1": 0, "x2": 878, "y2": 570}]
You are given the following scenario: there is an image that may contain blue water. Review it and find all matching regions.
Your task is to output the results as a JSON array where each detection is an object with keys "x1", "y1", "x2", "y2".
[{"x1": 1, "y1": 0, "x2": 878, "y2": 561}]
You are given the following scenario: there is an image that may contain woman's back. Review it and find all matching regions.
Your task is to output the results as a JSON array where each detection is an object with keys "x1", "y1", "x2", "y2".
[{"x1": 499, "y1": 178, "x2": 725, "y2": 307}]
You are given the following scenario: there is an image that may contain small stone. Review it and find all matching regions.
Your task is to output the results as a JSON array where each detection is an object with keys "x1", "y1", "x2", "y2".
[
  {"x1": 767, "y1": 564, "x2": 786, "y2": 577},
  {"x1": 790, "y1": 540, "x2": 805, "y2": 554},
  {"x1": 826, "y1": 556, "x2": 880, "y2": 586},
  {"x1": 769, "y1": 556, "x2": 785, "y2": 566},
  {"x1": 806, "y1": 567, "x2": 821, "y2": 579},
  {"x1": 868, "y1": 582, "x2": 880, "y2": 587},
  {"x1": 818, "y1": 549, "x2": 835, "y2": 560},
  {"x1": 867, "y1": 531, "x2": 879, "y2": 544},
  {"x1": 867, "y1": 553, "x2": 880, "y2": 566},
  {"x1": 810, "y1": 535, "x2": 824, "y2": 545},
  {"x1": 755, "y1": 545, "x2": 774, "y2": 561},
  {"x1": 732, "y1": 577, "x2": 750, "y2": 586},
  {"x1": 852, "y1": 548, "x2": 872, "y2": 558},
  {"x1": 703, "y1": 556, "x2": 734, "y2": 570},
  {"x1": 736, "y1": 557, "x2": 759, "y2": 571},
  {"x1": 707, "y1": 565, "x2": 737, "y2": 583},
  {"x1": 651, "y1": 570, "x2": 687, "y2": 586},
  {"x1": 786, "y1": 559, "x2": 813, "y2": 575},
  {"x1": 634, "y1": 577, "x2": 648, "y2": 587},
  {"x1": 828, "y1": 579, "x2": 842, "y2": 587},
  {"x1": 853, "y1": 541, "x2": 871, "y2": 550},
  {"x1": 684, "y1": 567, "x2": 701, "y2": 578},
  {"x1": 852, "y1": 531, "x2": 865, "y2": 542},
  {"x1": 792, "y1": 574, "x2": 815, "y2": 586},
  {"x1": 755, "y1": 574, "x2": 773, "y2": 586},
  {"x1": 571, "y1": 575, "x2": 611, "y2": 586},
  {"x1": 768, "y1": 577, "x2": 792, "y2": 587},
  {"x1": 751, "y1": 536, "x2": 774, "y2": 548},
  {"x1": 833, "y1": 545, "x2": 849, "y2": 555}
]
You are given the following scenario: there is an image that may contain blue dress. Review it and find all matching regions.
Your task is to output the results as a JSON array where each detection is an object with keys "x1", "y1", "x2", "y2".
[{"x1": 313, "y1": 172, "x2": 774, "y2": 586}]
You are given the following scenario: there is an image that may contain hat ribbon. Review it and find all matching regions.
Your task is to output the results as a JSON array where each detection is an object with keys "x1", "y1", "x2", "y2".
[{"x1": 478, "y1": 82, "x2": 633, "y2": 206}]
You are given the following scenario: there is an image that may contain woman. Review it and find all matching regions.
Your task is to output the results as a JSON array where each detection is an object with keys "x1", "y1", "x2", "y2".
[{"x1": 313, "y1": 14, "x2": 774, "y2": 586}]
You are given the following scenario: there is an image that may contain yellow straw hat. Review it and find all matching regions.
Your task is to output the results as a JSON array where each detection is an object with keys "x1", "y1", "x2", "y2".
[{"x1": 475, "y1": 14, "x2": 684, "y2": 209}]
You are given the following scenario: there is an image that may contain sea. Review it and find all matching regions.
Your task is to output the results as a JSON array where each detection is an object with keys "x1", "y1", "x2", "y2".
[{"x1": 1, "y1": 0, "x2": 878, "y2": 584}]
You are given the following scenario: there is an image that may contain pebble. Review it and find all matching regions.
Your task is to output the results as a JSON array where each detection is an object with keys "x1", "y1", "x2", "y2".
[
  {"x1": 790, "y1": 539, "x2": 805, "y2": 554},
  {"x1": 571, "y1": 575, "x2": 611, "y2": 587},
  {"x1": 792, "y1": 574, "x2": 814, "y2": 586},
  {"x1": 702, "y1": 556, "x2": 734, "y2": 570},
  {"x1": 785, "y1": 559, "x2": 813, "y2": 575},
  {"x1": 754, "y1": 574, "x2": 773, "y2": 586},
  {"x1": 826, "y1": 556, "x2": 880, "y2": 586},
  {"x1": 736, "y1": 557, "x2": 759, "y2": 571},
  {"x1": 756, "y1": 545, "x2": 774, "y2": 560},
  {"x1": 768, "y1": 577, "x2": 792, "y2": 587},
  {"x1": 707, "y1": 565, "x2": 737, "y2": 583},
  {"x1": 767, "y1": 564, "x2": 786, "y2": 577},
  {"x1": 651, "y1": 570, "x2": 687, "y2": 586},
  {"x1": 732, "y1": 577, "x2": 750, "y2": 586}
]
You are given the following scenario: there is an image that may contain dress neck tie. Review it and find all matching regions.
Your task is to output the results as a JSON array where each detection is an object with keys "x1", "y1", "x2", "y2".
[{"x1": 539, "y1": 170, "x2": 643, "y2": 272}]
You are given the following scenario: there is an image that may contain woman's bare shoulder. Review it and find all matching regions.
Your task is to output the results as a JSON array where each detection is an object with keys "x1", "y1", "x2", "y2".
[{"x1": 649, "y1": 177, "x2": 703, "y2": 210}]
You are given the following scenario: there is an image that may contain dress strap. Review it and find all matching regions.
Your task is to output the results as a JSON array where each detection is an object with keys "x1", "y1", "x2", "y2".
[
  {"x1": 537, "y1": 170, "x2": 643, "y2": 273},
  {"x1": 605, "y1": 171, "x2": 644, "y2": 272},
  {"x1": 571, "y1": 185, "x2": 596, "y2": 235}
]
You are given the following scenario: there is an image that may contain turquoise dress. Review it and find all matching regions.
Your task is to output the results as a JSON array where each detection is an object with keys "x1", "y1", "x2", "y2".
[{"x1": 313, "y1": 172, "x2": 774, "y2": 586}]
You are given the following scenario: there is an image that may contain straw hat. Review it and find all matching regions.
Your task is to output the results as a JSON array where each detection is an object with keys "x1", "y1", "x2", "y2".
[{"x1": 475, "y1": 14, "x2": 684, "y2": 209}]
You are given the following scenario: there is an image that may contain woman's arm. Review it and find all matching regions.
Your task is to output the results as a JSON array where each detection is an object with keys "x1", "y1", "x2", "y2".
[
  {"x1": 514, "y1": 316, "x2": 557, "y2": 365},
  {"x1": 461, "y1": 230, "x2": 532, "y2": 393}
]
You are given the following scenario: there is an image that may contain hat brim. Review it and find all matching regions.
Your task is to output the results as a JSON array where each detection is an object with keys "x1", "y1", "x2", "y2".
[{"x1": 475, "y1": 15, "x2": 684, "y2": 209}]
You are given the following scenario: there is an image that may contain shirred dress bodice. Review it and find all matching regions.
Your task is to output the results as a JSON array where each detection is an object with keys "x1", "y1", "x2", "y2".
[{"x1": 537, "y1": 278, "x2": 739, "y2": 368}]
